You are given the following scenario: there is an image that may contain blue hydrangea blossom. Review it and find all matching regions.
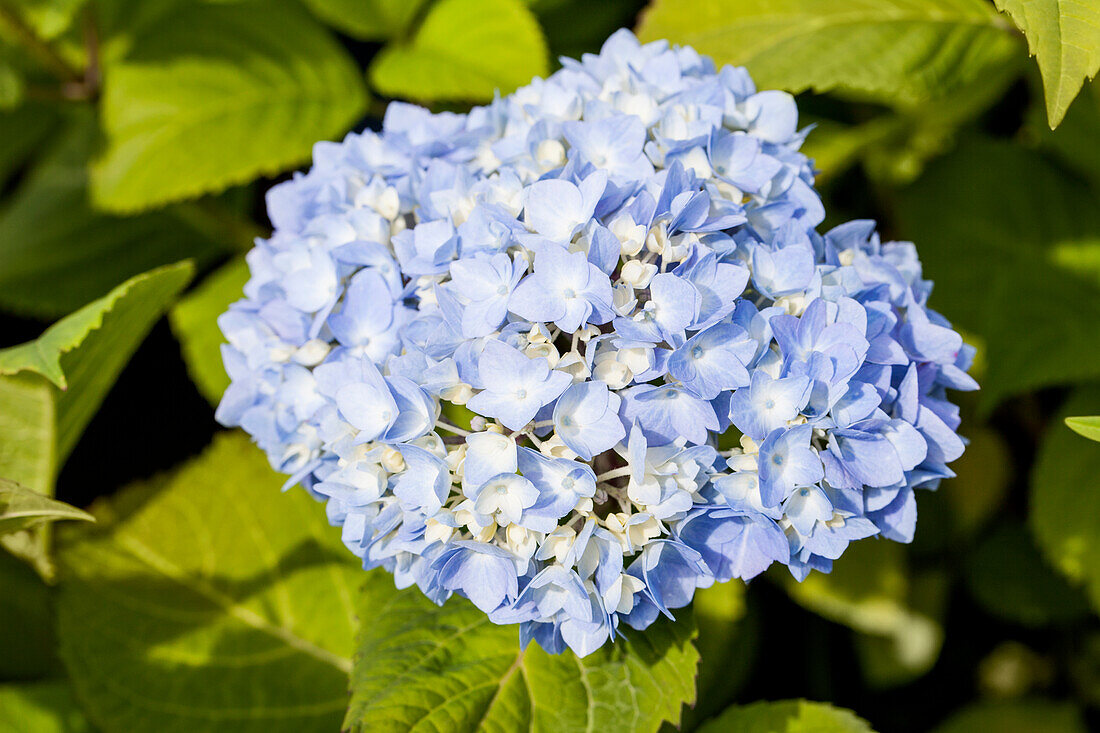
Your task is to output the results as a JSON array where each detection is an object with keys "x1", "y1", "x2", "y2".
[{"x1": 217, "y1": 30, "x2": 976, "y2": 656}]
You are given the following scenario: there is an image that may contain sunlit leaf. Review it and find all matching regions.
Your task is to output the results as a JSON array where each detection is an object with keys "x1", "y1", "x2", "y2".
[
  {"x1": 57, "y1": 432, "x2": 361, "y2": 732},
  {"x1": 1066, "y1": 416, "x2": 1100, "y2": 442},
  {"x1": 0, "y1": 681, "x2": 93, "y2": 733},
  {"x1": 994, "y1": 0, "x2": 1100, "y2": 128},
  {"x1": 169, "y1": 257, "x2": 248, "y2": 406},
  {"x1": 369, "y1": 0, "x2": 549, "y2": 102},
  {"x1": 91, "y1": 0, "x2": 368, "y2": 212},
  {"x1": 696, "y1": 699, "x2": 875, "y2": 733},
  {"x1": 637, "y1": 0, "x2": 1021, "y2": 107},
  {"x1": 345, "y1": 569, "x2": 698, "y2": 733},
  {"x1": 302, "y1": 0, "x2": 430, "y2": 40}
]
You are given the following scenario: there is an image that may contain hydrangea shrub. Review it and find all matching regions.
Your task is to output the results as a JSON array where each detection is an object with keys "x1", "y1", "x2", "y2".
[{"x1": 217, "y1": 29, "x2": 976, "y2": 656}]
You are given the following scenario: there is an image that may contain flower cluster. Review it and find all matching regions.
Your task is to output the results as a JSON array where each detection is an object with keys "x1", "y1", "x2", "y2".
[{"x1": 217, "y1": 29, "x2": 976, "y2": 656}]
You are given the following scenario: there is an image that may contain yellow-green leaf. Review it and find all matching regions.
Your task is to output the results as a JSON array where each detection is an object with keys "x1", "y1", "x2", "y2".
[
  {"x1": 994, "y1": 0, "x2": 1100, "y2": 128},
  {"x1": 345, "y1": 569, "x2": 699, "y2": 732},
  {"x1": 169, "y1": 257, "x2": 248, "y2": 406},
  {"x1": 57, "y1": 432, "x2": 361, "y2": 732},
  {"x1": 637, "y1": 0, "x2": 1021, "y2": 107},
  {"x1": 91, "y1": 0, "x2": 368, "y2": 213},
  {"x1": 302, "y1": 0, "x2": 430, "y2": 40},
  {"x1": 369, "y1": 0, "x2": 549, "y2": 102},
  {"x1": 1066, "y1": 415, "x2": 1100, "y2": 442},
  {"x1": 696, "y1": 699, "x2": 875, "y2": 733}
]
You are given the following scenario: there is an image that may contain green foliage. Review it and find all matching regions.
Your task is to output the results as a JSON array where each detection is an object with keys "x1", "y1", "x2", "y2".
[
  {"x1": 637, "y1": 0, "x2": 1021, "y2": 107},
  {"x1": 1031, "y1": 386, "x2": 1100, "y2": 609},
  {"x1": 369, "y1": 0, "x2": 549, "y2": 102},
  {"x1": 931, "y1": 700, "x2": 1087, "y2": 733},
  {"x1": 0, "y1": 114, "x2": 218, "y2": 318},
  {"x1": 345, "y1": 569, "x2": 698, "y2": 733},
  {"x1": 782, "y1": 540, "x2": 945, "y2": 687},
  {"x1": 0, "y1": 0, "x2": 1096, "y2": 728},
  {"x1": 0, "y1": 681, "x2": 93, "y2": 733},
  {"x1": 0, "y1": 263, "x2": 189, "y2": 578},
  {"x1": 994, "y1": 0, "x2": 1100, "y2": 128},
  {"x1": 7, "y1": 0, "x2": 87, "y2": 40},
  {"x1": 0, "y1": 550, "x2": 64, "y2": 680},
  {"x1": 1065, "y1": 415, "x2": 1100, "y2": 441},
  {"x1": 169, "y1": 257, "x2": 249, "y2": 406},
  {"x1": 0, "y1": 478, "x2": 92, "y2": 535},
  {"x1": 966, "y1": 522, "x2": 1089, "y2": 627},
  {"x1": 302, "y1": 0, "x2": 430, "y2": 40},
  {"x1": 91, "y1": 0, "x2": 368, "y2": 213},
  {"x1": 56, "y1": 432, "x2": 361, "y2": 732},
  {"x1": 897, "y1": 137, "x2": 1100, "y2": 411},
  {"x1": 696, "y1": 699, "x2": 875, "y2": 733},
  {"x1": 0, "y1": 374, "x2": 55, "y2": 494},
  {"x1": 0, "y1": 261, "x2": 192, "y2": 391}
]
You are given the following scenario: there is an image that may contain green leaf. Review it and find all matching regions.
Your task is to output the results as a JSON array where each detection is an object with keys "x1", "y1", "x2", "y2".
[
  {"x1": 1066, "y1": 415, "x2": 1100, "y2": 441},
  {"x1": 56, "y1": 431, "x2": 361, "y2": 732},
  {"x1": 696, "y1": 699, "x2": 875, "y2": 733},
  {"x1": 345, "y1": 569, "x2": 698, "y2": 733},
  {"x1": 0, "y1": 681, "x2": 94, "y2": 733},
  {"x1": 8, "y1": 0, "x2": 87, "y2": 39},
  {"x1": 966, "y1": 522, "x2": 1089, "y2": 627},
  {"x1": 0, "y1": 261, "x2": 192, "y2": 390},
  {"x1": 91, "y1": 0, "x2": 368, "y2": 213},
  {"x1": 1030, "y1": 79, "x2": 1100, "y2": 184},
  {"x1": 994, "y1": 0, "x2": 1100, "y2": 128},
  {"x1": 369, "y1": 0, "x2": 549, "y2": 102},
  {"x1": 0, "y1": 478, "x2": 92, "y2": 535},
  {"x1": 682, "y1": 581, "x2": 755, "y2": 729},
  {"x1": 302, "y1": 0, "x2": 430, "y2": 40},
  {"x1": 0, "y1": 104, "x2": 59, "y2": 190},
  {"x1": 50, "y1": 261, "x2": 194, "y2": 461},
  {"x1": 0, "y1": 374, "x2": 55, "y2": 493},
  {"x1": 169, "y1": 257, "x2": 248, "y2": 406},
  {"x1": 941, "y1": 426, "x2": 1012, "y2": 538},
  {"x1": 896, "y1": 136, "x2": 1100, "y2": 411},
  {"x1": 0, "y1": 58, "x2": 23, "y2": 109},
  {"x1": 1031, "y1": 386, "x2": 1100, "y2": 609},
  {"x1": 0, "y1": 550, "x2": 64, "y2": 679},
  {"x1": 0, "y1": 113, "x2": 220, "y2": 318},
  {"x1": 636, "y1": 0, "x2": 1021, "y2": 107},
  {"x1": 782, "y1": 540, "x2": 945, "y2": 685},
  {"x1": 931, "y1": 700, "x2": 1087, "y2": 733}
]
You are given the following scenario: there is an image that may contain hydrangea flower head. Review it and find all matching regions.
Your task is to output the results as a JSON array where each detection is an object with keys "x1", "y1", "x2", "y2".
[{"x1": 218, "y1": 30, "x2": 977, "y2": 656}]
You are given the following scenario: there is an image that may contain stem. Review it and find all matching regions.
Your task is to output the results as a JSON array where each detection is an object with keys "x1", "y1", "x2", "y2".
[
  {"x1": 435, "y1": 420, "x2": 472, "y2": 437},
  {"x1": 595, "y1": 466, "x2": 632, "y2": 483},
  {"x1": 0, "y1": 1, "x2": 83, "y2": 84}
]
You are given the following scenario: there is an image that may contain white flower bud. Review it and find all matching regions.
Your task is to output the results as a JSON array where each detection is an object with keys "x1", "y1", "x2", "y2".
[
  {"x1": 612, "y1": 282, "x2": 637, "y2": 316},
  {"x1": 535, "y1": 139, "x2": 566, "y2": 169},
  {"x1": 441, "y1": 382, "x2": 474, "y2": 405},
  {"x1": 469, "y1": 415, "x2": 488, "y2": 432},
  {"x1": 617, "y1": 347, "x2": 651, "y2": 375},
  {"x1": 620, "y1": 259, "x2": 658, "y2": 289},
  {"x1": 609, "y1": 214, "x2": 646, "y2": 256},
  {"x1": 525, "y1": 341, "x2": 559, "y2": 366},
  {"x1": 593, "y1": 358, "x2": 632, "y2": 389},
  {"x1": 293, "y1": 338, "x2": 331, "y2": 366},
  {"x1": 381, "y1": 447, "x2": 405, "y2": 473}
]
